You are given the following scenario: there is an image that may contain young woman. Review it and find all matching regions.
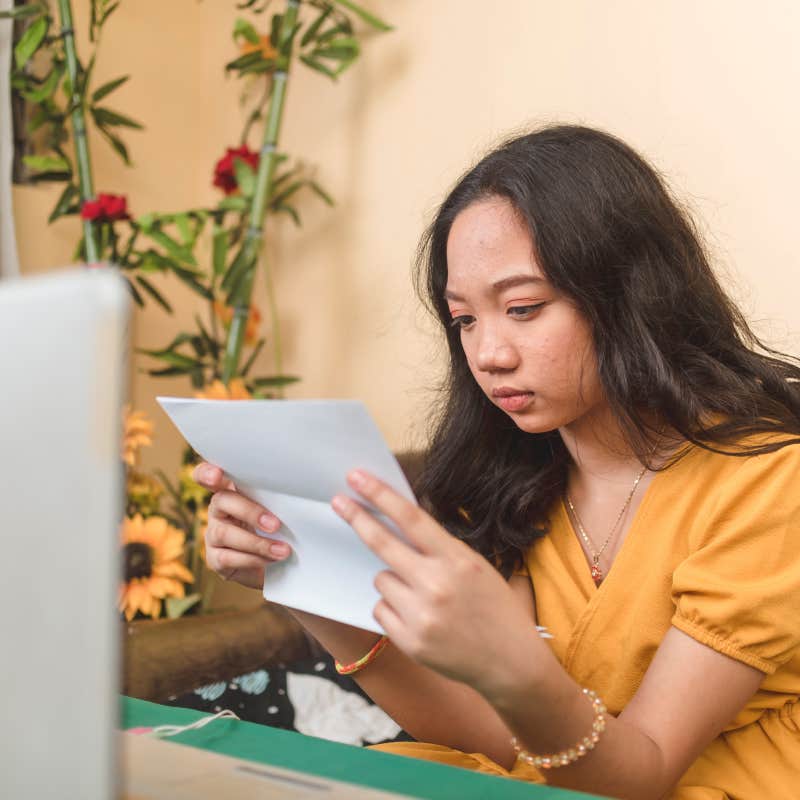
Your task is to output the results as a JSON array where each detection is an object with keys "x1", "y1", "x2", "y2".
[{"x1": 194, "y1": 126, "x2": 800, "y2": 799}]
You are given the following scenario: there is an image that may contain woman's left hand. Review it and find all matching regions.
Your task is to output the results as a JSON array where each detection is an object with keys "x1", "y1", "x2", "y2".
[{"x1": 331, "y1": 469, "x2": 541, "y2": 699}]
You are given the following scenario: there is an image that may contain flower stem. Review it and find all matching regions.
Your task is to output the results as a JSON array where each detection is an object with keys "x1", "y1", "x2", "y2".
[
  {"x1": 221, "y1": 0, "x2": 299, "y2": 385},
  {"x1": 57, "y1": 0, "x2": 99, "y2": 264}
]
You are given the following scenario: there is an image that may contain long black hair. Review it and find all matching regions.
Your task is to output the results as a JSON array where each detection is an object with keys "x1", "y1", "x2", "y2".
[{"x1": 414, "y1": 124, "x2": 800, "y2": 577}]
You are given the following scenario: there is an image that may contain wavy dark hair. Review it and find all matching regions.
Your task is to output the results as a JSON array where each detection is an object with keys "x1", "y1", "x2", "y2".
[{"x1": 414, "y1": 124, "x2": 800, "y2": 577}]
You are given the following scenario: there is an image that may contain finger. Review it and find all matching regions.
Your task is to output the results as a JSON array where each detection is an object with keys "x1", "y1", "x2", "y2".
[
  {"x1": 208, "y1": 489, "x2": 281, "y2": 533},
  {"x1": 374, "y1": 569, "x2": 418, "y2": 618},
  {"x1": 206, "y1": 547, "x2": 267, "y2": 584},
  {"x1": 372, "y1": 597, "x2": 408, "y2": 651},
  {"x1": 331, "y1": 494, "x2": 421, "y2": 579},
  {"x1": 346, "y1": 470, "x2": 451, "y2": 555},
  {"x1": 208, "y1": 518, "x2": 291, "y2": 561},
  {"x1": 193, "y1": 462, "x2": 236, "y2": 492}
]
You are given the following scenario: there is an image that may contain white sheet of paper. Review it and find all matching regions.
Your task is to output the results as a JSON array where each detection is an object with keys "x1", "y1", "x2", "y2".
[{"x1": 157, "y1": 397, "x2": 417, "y2": 634}]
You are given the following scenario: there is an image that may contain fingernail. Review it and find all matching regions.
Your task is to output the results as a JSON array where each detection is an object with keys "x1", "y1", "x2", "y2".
[
  {"x1": 269, "y1": 543, "x2": 289, "y2": 558},
  {"x1": 348, "y1": 470, "x2": 367, "y2": 489},
  {"x1": 259, "y1": 513, "x2": 277, "y2": 531},
  {"x1": 332, "y1": 495, "x2": 351, "y2": 514}
]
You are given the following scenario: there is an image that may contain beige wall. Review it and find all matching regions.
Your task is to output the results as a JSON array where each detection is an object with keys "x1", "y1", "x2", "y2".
[{"x1": 14, "y1": 0, "x2": 800, "y2": 481}]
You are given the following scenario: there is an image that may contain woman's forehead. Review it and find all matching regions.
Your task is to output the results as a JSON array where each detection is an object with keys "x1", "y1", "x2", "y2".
[{"x1": 445, "y1": 198, "x2": 546, "y2": 297}]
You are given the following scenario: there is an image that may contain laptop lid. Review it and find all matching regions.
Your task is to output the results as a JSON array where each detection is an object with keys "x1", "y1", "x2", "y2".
[{"x1": 0, "y1": 269, "x2": 129, "y2": 799}]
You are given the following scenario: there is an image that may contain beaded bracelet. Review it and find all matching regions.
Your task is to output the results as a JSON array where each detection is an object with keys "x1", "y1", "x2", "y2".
[
  {"x1": 334, "y1": 635, "x2": 389, "y2": 675},
  {"x1": 510, "y1": 687, "x2": 607, "y2": 770}
]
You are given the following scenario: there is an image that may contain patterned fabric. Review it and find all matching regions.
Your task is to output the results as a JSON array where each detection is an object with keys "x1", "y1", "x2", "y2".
[{"x1": 165, "y1": 651, "x2": 413, "y2": 747}]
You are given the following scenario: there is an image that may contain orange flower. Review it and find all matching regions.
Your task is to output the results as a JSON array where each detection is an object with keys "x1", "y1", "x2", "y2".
[
  {"x1": 194, "y1": 378, "x2": 252, "y2": 400},
  {"x1": 213, "y1": 300, "x2": 261, "y2": 345},
  {"x1": 122, "y1": 405, "x2": 153, "y2": 467},
  {"x1": 119, "y1": 514, "x2": 194, "y2": 622},
  {"x1": 240, "y1": 33, "x2": 277, "y2": 61}
]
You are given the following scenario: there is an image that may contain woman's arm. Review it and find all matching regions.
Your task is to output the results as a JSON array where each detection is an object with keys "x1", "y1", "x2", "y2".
[
  {"x1": 288, "y1": 576, "x2": 537, "y2": 764},
  {"x1": 335, "y1": 469, "x2": 765, "y2": 800}
]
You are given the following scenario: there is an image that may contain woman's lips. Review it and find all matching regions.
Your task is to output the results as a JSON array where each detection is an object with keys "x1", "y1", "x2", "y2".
[{"x1": 495, "y1": 392, "x2": 534, "y2": 412}]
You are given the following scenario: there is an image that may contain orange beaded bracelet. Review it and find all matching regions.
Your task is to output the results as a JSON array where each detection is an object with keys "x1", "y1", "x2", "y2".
[
  {"x1": 334, "y1": 635, "x2": 389, "y2": 676},
  {"x1": 510, "y1": 687, "x2": 607, "y2": 770}
]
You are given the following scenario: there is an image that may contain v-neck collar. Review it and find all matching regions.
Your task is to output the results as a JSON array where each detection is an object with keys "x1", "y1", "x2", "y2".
[{"x1": 560, "y1": 469, "x2": 662, "y2": 668}]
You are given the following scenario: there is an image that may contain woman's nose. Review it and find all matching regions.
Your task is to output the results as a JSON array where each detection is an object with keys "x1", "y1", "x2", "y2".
[{"x1": 474, "y1": 328, "x2": 518, "y2": 372}]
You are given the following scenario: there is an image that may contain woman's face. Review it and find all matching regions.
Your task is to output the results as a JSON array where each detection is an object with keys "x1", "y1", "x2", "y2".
[{"x1": 445, "y1": 196, "x2": 606, "y2": 434}]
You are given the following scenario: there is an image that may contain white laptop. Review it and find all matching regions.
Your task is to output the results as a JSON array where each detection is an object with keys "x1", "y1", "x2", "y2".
[{"x1": 0, "y1": 269, "x2": 128, "y2": 799}]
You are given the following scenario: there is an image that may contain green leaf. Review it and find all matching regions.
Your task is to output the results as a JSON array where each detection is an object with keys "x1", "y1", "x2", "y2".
[
  {"x1": 225, "y1": 51, "x2": 264, "y2": 72},
  {"x1": 308, "y1": 180, "x2": 335, "y2": 206},
  {"x1": 48, "y1": 182, "x2": 80, "y2": 223},
  {"x1": 233, "y1": 157, "x2": 256, "y2": 198},
  {"x1": 135, "y1": 275, "x2": 173, "y2": 313},
  {"x1": 269, "y1": 179, "x2": 304, "y2": 206},
  {"x1": 233, "y1": 17, "x2": 260, "y2": 45},
  {"x1": 174, "y1": 213, "x2": 192, "y2": 246},
  {"x1": 171, "y1": 266, "x2": 214, "y2": 300},
  {"x1": 166, "y1": 593, "x2": 201, "y2": 619},
  {"x1": 148, "y1": 229, "x2": 198, "y2": 267},
  {"x1": 140, "y1": 349, "x2": 200, "y2": 370},
  {"x1": 240, "y1": 338, "x2": 265, "y2": 376},
  {"x1": 218, "y1": 195, "x2": 249, "y2": 212},
  {"x1": 315, "y1": 24, "x2": 351, "y2": 45},
  {"x1": 126, "y1": 276, "x2": 145, "y2": 307},
  {"x1": 331, "y1": 0, "x2": 392, "y2": 31},
  {"x1": 212, "y1": 226, "x2": 228, "y2": 276},
  {"x1": 299, "y1": 53, "x2": 338, "y2": 80},
  {"x1": 252, "y1": 375, "x2": 300, "y2": 388},
  {"x1": 194, "y1": 314, "x2": 220, "y2": 360},
  {"x1": 0, "y1": 4, "x2": 45, "y2": 20},
  {"x1": 220, "y1": 245, "x2": 251, "y2": 293},
  {"x1": 269, "y1": 11, "x2": 282, "y2": 47},
  {"x1": 147, "y1": 365, "x2": 193, "y2": 377},
  {"x1": 92, "y1": 107, "x2": 144, "y2": 130},
  {"x1": 22, "y1": 64, "x2": 63, "y2": 103},
  {"x1": 91, "y1": 74, "x2": 129, "y2": 104},
  {"x1": 300, "y1": 5, "x2": 332, "y2": 47},
  {"x1": 274, "y1": 202, "x2": 301, "y2": 226},
  {"x1": 23, "y1": 154, "x2": 70, "y2": 173},
  {"x1": 238, "y1": 58, "x2": 276, "y2": 77},
  {"x1": 14, "y1": 15, "x2": 48, "y2": 70},
  {"x1": 97, "y1": 126, "x2": 131, "y2": 165},
  {"x1": 312, "y1": 41, "x2": 360, "y2": 61}
]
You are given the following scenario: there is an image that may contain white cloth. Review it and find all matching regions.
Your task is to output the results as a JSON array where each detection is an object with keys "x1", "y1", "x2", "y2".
[{"x1": 0, "y1": 0, "x2": 20, "y2": 279}]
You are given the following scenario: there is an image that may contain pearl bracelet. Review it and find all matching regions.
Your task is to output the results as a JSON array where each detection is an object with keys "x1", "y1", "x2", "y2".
[{"x1": 510, "y1": 687, "x2": 607, "y2": 770}]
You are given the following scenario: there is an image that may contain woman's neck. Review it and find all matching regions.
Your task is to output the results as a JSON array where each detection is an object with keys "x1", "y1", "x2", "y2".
[{"x1": 558, "y1": 404, "x2": 652, "y2": 486}]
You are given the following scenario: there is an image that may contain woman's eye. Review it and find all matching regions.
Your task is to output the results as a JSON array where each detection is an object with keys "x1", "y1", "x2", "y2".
[
  {"x1": 507, "y1": 303, "x2": 545, "y2": 318},
  {"x1": 449, "y1": 314, "x2": 475, "y2": 329}
]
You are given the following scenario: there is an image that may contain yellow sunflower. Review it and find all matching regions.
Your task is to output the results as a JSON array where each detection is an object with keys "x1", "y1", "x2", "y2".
[
  {"x1": 119, "y1": 514, "x2": 194, "y2": 621},
  {"x1": 122, "y1": 405, "x2": 154, "y2": 467},
  {"x1": 194, "y1": 378, "x2": 252, "y2": 400}
]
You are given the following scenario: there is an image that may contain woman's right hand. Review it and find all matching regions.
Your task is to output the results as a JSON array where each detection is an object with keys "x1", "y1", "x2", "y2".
[{"x1": 193, "y1": 462, "x2": 292, "y2": 590}]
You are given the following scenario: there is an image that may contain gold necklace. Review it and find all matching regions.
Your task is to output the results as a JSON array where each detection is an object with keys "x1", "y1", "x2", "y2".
[{"x1": 565, "y1": 463, "x2": 648, "y2": 586}]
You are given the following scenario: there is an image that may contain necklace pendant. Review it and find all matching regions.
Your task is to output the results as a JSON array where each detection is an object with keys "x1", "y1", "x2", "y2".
[{"x1": 590, "y1": 562, "x2": 603, "y2": 584}]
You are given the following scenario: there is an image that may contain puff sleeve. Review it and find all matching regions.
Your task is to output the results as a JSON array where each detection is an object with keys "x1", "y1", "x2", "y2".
[{"x1": 670, "y1": 443, "x2": 800, "y2": 674}]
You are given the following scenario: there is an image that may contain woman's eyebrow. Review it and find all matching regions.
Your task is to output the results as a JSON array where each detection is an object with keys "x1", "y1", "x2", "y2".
[{"x1": 444, "y1": 274, "x2": 546, "y2": 302}]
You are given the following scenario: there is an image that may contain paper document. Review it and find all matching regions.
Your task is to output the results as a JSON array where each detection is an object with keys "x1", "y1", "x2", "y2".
[{"x1": 158, "y1": 397, "x2": 416, "y2": 634}]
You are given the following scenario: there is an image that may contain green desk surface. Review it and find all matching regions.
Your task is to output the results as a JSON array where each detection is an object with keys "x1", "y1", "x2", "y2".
[{"x1": 122, "y1": 696, "x2": 604, "y2": 800}]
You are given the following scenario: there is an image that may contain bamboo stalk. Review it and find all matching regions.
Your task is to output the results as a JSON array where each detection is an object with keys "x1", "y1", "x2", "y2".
[
  {"x1": 57, "y1": 0, "x2": 99, "y2": 264},
  {"x1": 221, "y1": 0, "x2": 300, "y2": 385}
]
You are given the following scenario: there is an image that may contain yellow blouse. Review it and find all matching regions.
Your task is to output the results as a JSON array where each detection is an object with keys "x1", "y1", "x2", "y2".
[{"x1": 372, "y1": 439, "x2": 800, "y2": 798}]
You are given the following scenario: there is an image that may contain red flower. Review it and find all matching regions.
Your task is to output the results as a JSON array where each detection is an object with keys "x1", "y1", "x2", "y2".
[
  {"x1": 80, "y1": 193, "x2": 130, "y2": 222},
  {"x1": 213, "y1": 145, "x2": 259, "y2": 195}
]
